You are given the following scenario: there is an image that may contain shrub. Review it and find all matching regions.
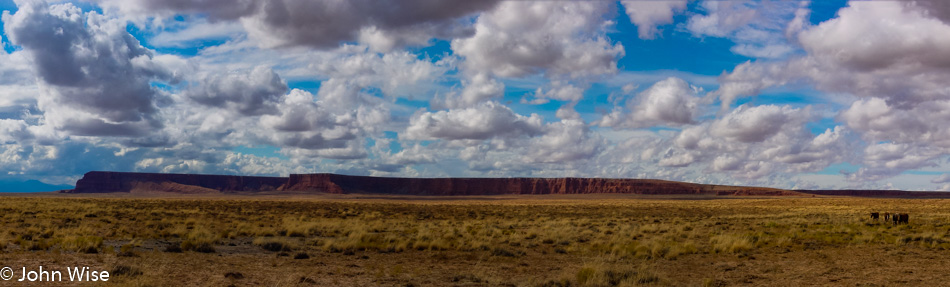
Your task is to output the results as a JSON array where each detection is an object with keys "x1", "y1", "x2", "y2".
[
  {"x1": 711, "y1": 234, "x2": 753, "y2": 254},
  {"x1": 181, "y1": 226, "x2": 219, "y2": 253},
  {"x1": 573, "y1": 263, "x2": 659, "y2": 286},
  {"x1": 253, "y1": 237, "x2": 294, "y2": 252},
  {"x1": 111, "y1": 265, "x2": 142, "y2": 277},
  {"x1": 164, "y1": 244, "x2": 183, "y2": 253},
  {"x1": 60, "y1": 236, "x2": 103, "y2": 253}
]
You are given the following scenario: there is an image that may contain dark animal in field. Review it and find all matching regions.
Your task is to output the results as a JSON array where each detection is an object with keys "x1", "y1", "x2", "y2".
[
  {"x1": 892, "y1": 213, "x2": 899, "y2": 224},
  {"x1": 870, "y1": 212, "x2": 879, "y2": 220},
  {"x1": 884, "y1": 212, "x2": 890, "y2": 221},
  {"x1": 897, "y1": 213, "x2": 909, "y2": 224}
]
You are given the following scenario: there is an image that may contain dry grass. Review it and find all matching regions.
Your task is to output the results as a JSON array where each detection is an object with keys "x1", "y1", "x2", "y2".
[{"x1": 1, "y1": 195, "x2": 950, "y2": 285}]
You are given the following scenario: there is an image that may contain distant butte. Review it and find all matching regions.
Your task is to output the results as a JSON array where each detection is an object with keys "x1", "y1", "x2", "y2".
[
  {"x1": 64, "y1": 171, "x2": 804, "y2": 196},
  {"x1": 62, "y1": 171, "x2": 950, "y2": 197}
]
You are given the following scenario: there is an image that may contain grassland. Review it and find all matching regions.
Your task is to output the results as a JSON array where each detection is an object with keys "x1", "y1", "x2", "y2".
[{"x1": 1, "y1": 194, "x2": 950, "y2": 286}]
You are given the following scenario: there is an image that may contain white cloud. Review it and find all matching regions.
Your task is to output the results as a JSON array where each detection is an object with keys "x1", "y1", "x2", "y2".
[
  {"x1": 437, "y1": 1, "x2": 626, "y2": 109},
  {"x1": 643, "y1": 104, "x2": 852, "y2": 180},
  {"x1": 800, "y1": 1, "x2": 950, "y2": 73},
  {"x1": 404, "y1": 101, "x2": 543, "y2": 141},
  {"x1": 149, "y1": 19, "x2": 245, "y2": 47},
  {"x1": 0, "y1": 119, "x2": 32, "y2": 143},
  {"x1": 687, "y1": 1, "x2": 758, "y2": 37},
  {"x1": 709, "y1": 1, "x2": 950, "y2": 182},
  {"x1": 527, "y1": 119, "x2": 605, "y2": 163},
  {"x1": 686, "y1": 0, "x2": 808, "y2": 59},
  {"x1": 0, "y1": 47, "x2": 37, "y2": 111},
  {"x1": 933, "y1": 173, "x2": 950, "y2": 184},
  {"x1": 597, "y1": 77, "x2": 702, "y2": 128},
  {"x1": 433, "y1": 73, "x2": 503, "y2": 109},
  {"x1": 452, "y1": 1, "x2": 623, "y2": 79},
  {"x1": 620, "y1": 0, "x2": 687, "y2": 39},
  {"x1": 260, "y1": 88, "x2": 387, "y2": 154},
  {"x1": 528, "y1": 81, "x2": 586, "y2": 103},
  {"x1": 710, "y1": 104, "x2": 805, "y2": 143}
]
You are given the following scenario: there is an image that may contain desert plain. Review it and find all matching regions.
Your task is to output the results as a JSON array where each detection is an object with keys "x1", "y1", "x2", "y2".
[{"x1": 0, "y1": 193, "x2": 948, "y2": 286}]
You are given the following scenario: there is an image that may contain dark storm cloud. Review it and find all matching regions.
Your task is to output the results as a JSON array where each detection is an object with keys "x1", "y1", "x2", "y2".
[
  {"x1": 3, "y1": 1, "x2": 177, "y2": 136},
  {"x1": 93, "y1": 0, "x2": 501, "y2": 49},
  {"x1": 915, "y1": 0, "x2": 950, "y2": 23}
]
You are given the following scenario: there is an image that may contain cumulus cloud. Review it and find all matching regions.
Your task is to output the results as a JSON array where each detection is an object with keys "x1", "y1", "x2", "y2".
[
  {"x1": 846, "y1": 143, "x2": 942, "y2": 182},
  {"x1": 433, "y1": 73, "x2": 505, "y2": 109},
  {"x1": 93, "y1": 0, "x2": 501, "y2": 51},
  {"x1": 620, "y1": 0, "x2": 687, "y2": 39},
  {"x1": 397, "y1": 104, "x2": 607, "y2": 177},
  {"x1": 0, "y1": 40, "x2": 36, "y2": 112},
  {"x1": 308, "y1": 46, "x2": 450, "y2": 102},
  {"x1": 186, "y1": 65, "x2": 287, "y2": 116},
  {"x1": 526, "y1": 81, "x2": 586, "y2": 104},
  {"x1": 710, "y1": 105, "x2": 804, "y2": 143},
  {"x1": 687, "y1": 1, "x2": 758, "y2": 37},
  {"x1": 837, "y1": 98, "x2": 939, "y2": 145},
  {"x1": 527, "y1": 119, "x2": 605, "y2": 164},
  {"x1": 597, "y1": 77, "x2": 701, "y2": 128},
  {"x1": 0, "y1": 41, "x2": 32, "y2": 86},
  {"x1": 404, "y1": 101, "x2": 543, "y2": 141},
  {"x1": 0, "y1": 119, "x2": 33, "y2": 143},
  {"x1": 717, "y1": 1, "x2": 950, "y2": 107},
  {"x1": 3, "y1": 2, "x2": 183, "y2": 136},
  {"x1": 452, "y1": 1, "x2": 623, "y2": 79},
  {"x1": 437, "y1": 1, "x2": 625, "y2": 108},
  {"x1": 801, "y1": 2, "x2": 950, "y2": 72},
  {"x1": 259, "y1": 88, "x2": 387, "y2": 156},
  {"x1": 687, "y1": 0, "x2": 808, "y2": 59},
  {"x1": 711, "y1": 1, "x2": 950, "y2": 181},
  {"x1": 640, "y1": 104, "x2": 852, "y2": 180}
]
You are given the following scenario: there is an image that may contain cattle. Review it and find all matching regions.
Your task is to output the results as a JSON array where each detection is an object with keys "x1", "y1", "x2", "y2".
[
  {"x1": 892, "y1": 213, "x2": 900, "y2": 224},
  {"x1": 884, "y1": 212, "x2": 890, "y2": 221},
  {"x1": 870, "y1": 212, "x2": 880, "y2": 220},
  {"x1": 897, "y1": 213, "x2": 909, "y2": 224}
]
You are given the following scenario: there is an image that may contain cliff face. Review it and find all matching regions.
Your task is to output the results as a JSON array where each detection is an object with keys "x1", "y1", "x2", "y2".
[
  {"x1": 70, "y1": 171, "x2": 287, "y2": 193},
  {"x1": 797, "y1": 190, "x2": 950, "y2": 198},
  {"x1": 68, "y1": 171, "x2": 794, "y2": 196},
  {"x1": 278, "y1": 174, "x2": 344, "y2": 193},
  {"x1": 275, "y1": 173, "x2": 791, "y2": 195}
]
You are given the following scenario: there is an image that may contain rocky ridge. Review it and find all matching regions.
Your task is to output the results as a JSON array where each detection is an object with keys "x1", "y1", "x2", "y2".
[{"x1": 65, "y1": 171, "x2": 798, "y2": 196}]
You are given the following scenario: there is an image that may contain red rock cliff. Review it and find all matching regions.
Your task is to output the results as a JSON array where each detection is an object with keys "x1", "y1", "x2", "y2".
[
  {"x1": 277, "y1": 173, "x2": 791, "y2": 195},
  {"x1": 278, "y1": 174, "x2": 344, "y2": 193},
  {"x1": 69, "y1": 171, "x2": 795, "y2": 195},
  {"x1": 797, "y1": 190, "x2": 950, "y2": 198},
  {"x1": 70, "y1": 171, "x2": 287, "y2": 193}
]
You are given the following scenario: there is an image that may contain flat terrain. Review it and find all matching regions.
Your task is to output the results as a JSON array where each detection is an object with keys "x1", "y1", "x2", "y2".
[{"x1": 1, "y1": 193, "x2": 950, "y2": 286}]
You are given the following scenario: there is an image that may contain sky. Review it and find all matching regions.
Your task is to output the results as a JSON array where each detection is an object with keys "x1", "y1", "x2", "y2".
[{"x1": 1, "y1": 0, "x2": 950, "y2": 191}]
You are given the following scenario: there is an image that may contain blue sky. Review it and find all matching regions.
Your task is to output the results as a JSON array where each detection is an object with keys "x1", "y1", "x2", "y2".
[{"x1": 2, "y1": 0, "x2": 950, "y2": 191}]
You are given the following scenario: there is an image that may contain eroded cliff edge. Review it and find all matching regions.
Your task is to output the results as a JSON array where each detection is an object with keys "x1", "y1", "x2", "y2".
[
  {"x1": 66, "y1": 171, "x2": 797, "y2": 195},
  {"x1": 68, "y1": 171, "x2": 287, "y2": 193},
  {"x1": 277, "y1": 173, "x2": 794, "y2": 195}
]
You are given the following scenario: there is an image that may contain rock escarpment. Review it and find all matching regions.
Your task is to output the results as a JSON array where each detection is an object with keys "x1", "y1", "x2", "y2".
[
  {"x1": 69, "y1": 171, "x2": 287, "y2": 193},
  {"x1": 796, "y1": 190, "x2": 950, "y2": 198},
  {"x1": 67, "y1": 171, "x2": 795, "y2": 195},
  {"x1": 277, "y1": 173, "x2": 740, "y2": 195}
]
